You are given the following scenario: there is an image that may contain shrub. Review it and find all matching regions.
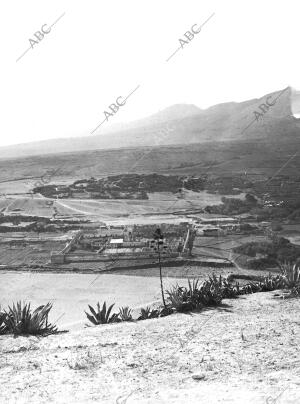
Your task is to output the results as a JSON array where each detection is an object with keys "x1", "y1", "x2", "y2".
[
  {"x1": 280, "y1": 262, "x2": 300, "y2": 288},
  {"x1": 198, "y1": 279, "x2": 223, "y2": 306},
  {"x1": 118, "y1": 306, "x2": 133, "y2": 322},
  {"x1": 85, "y1": 302, "x2": 119, "y2": 325},
  {"x1": 0, "y1": 307, "x2": 8, "y2": 335},
  {"x1": 290, "y1": 284, "x2": 300, "y2": 297},
  {"x1": 3, "y1": 302, "x2": 57, "y2": 336},
  {"x1": 157, "y1": 305, "x2": 173, "y2": 317},
  {"x1": 166, "y1": 285, "x2": 194, "y2": 312},
  {"x1": 167, "y1": 277, "x2": 223, "y2": 312},
  {"x1": 260, "y1": 274, "x2": 284, "y2": 291},
  {"x1": 137, "y1": 306, "x2": 160, "y2": 320},
  {"x1": 209, "y1": 274, "x2": 239, "y2": 299}
]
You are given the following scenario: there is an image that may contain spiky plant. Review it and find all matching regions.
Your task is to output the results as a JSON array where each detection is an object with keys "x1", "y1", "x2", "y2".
[
  {"x1": 3, "y1": 302, "x2": 57, "y2": 336},
  {"x1": 137, "y1": 306, "x2": 160, "y2": 320},
  {"x1": 118, "y1": 306, "x2": 133, "y2": 322},
  {"x1": 192, "y1": 277, "x2": 223, "y2": 306},
  {"x1": 290, "y1": 284, "x2": 300, "y2": 297},
  {"x1": 85, "y1": 302, "x2": 119, "y2": 325},
  {"x1": 241, "y1": 284, "x2": 254, "y2": 295},
  {"x1": 187, "y1": 279, "x2": 203, "y2": 307},
  {"x1": 0, "y1": 306, "x2": 8, "y2": 335},
  {"x1": 157, "y1": 305, "x2": 173, "y2": 317},
  {"x1": 280, "y1": 262, "x2": 300, "y2": 288},
  {"x1": 209, "y1": 274, "x2": 239, "y2": 299},
  {"x1": 166, "y1": 285, "x2": 193, "y2": 312}
]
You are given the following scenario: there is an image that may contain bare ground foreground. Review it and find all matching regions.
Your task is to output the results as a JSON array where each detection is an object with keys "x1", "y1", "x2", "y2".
[{"x1": 0, "y1": 292, "x2": 299, "y2": 404}]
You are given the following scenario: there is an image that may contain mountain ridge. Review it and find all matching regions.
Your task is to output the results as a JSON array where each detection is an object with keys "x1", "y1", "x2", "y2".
[{"x1": 1, "y1": 86, "x2": 299, "y2": 159}]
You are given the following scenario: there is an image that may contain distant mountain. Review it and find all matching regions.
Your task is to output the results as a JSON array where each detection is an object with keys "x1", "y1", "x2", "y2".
[{"x1": 1, "y1": 87, "x2": 299, "y2": 159}]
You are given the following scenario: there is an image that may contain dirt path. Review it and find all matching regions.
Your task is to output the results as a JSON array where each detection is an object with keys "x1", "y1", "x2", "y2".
[{"x1": 0, "y1": 292, "x2": 299, "y2": 403}]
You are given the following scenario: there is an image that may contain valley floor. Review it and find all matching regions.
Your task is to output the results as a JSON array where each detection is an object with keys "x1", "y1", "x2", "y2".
[{"x1": 0, "y1": 292, "x2": 299, "y2": 403}]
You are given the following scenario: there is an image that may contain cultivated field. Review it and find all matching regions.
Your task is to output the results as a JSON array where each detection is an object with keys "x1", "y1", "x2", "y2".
[
  {"x1": 0, "y1": 188, "x2": 244, "y2": 224},
  {"x1": 0, "y1": 240, "x2": 64, "y2": 266}
]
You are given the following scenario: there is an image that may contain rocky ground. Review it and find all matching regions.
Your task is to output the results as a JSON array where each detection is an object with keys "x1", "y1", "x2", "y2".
[{"x1": 0, "y1": 292, "x2": 299, "y2": 404}]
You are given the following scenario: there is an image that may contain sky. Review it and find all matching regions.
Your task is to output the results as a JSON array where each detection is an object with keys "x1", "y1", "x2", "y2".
[{"x1": 0, "y1": 0, "x2": 300, "y2": 147}]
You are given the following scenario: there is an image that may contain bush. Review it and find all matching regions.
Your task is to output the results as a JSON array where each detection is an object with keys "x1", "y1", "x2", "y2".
[
  {"x1": 166, "y1": 284, "x2": 194, "y2": 312},
  {"x1": 0, "y1": 307, "x2": 8, "y2": 335},
  {"x1": 290, "y1": 285, "x2": 300, "y2": 297},
  {"x1": 209, "y1": 274, "x2": 239, "y2": 299},
  {"x1": 85, "y1": 302, "x2": 119, "y2": 325},
  {"x1": 118, "y1": 306, "x2": 133, "y2": 322},
  {"x1": 198, "y1": 279, "x2": 223, "y2": 306},
  {"x1": 157, "y1": 305, "x2": 173, "y2": 317},
  {"x1": 137, "y1": 306, "x2": 160, "y2": 320},
  {"x1": 2, "y1": 302, "x2": 58, "y2": 336},
  {"x1": 166, "y1": 277, "x2": 223, "y2": 312},
  {"x1": 280, "y1": 262, "x2": 300, "y2": 288}
]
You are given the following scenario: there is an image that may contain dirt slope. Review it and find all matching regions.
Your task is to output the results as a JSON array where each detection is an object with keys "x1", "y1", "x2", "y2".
[{"x1": 0, "y1": 292, "x2": 299, "y2": 404}]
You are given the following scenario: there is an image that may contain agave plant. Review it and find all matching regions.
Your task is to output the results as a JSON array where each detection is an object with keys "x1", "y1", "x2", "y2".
[
  {"x1": 259, "y1": 274, "x2": 284, "y2": 291},
  {"x1": 137, "y1": 306, "x2": 160, "y2": 320},
  {"x1": 118, "y1": 306, "x2": 133, "y2": 322},
  {"x1": 157, "y1": 305, "x2": 173, "y2": 317},
  {"x1": 280, "y1": 262, "x2": 300, "y2": 288},
  {"x1": 187, "y1": 279, "x2": 203, "y2": 307},
  {"x1": 3, "y1": 302, "x2": 57, "y2": 336},
  {"x1": 198, "y1": 279, "x2": 223, "y2": 306},
  {"x1": 166, "y1": 285, "x2": 193, "y2": 312},
  {"x1": 240, "y1": 284, "x2": 254, "y2": 295},
  {"x1": 85, "y1": 302, "x2": 119, "y2": 325},
  {"x1": 248, "y1": 281, "x2": 262, "y2": 293},
  {"x1": 209, "y1": 274, "x2": 239, "y2": 299},
  {"x1": 0, "y1": 306, "x2": 8, "y2": 335},
  {"x1": 290, "y1": 284, "x2": 300, "y2": 297}
]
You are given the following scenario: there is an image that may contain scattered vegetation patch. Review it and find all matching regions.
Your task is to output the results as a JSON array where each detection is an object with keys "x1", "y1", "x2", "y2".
[
  {"x1": 1, "y1": 302, "x2": 58, "y2": 336},
  {"x1": 233, "y1": 237, "x2": 300, "y2": 269},
  {"x1": 137, "y1": 306, "x2": 161, "y2": 320},
  {"x1": 85, "y1": 302, "x2": 120, "y2": 325},
  {"x1": 118, "y1": 306, "x2": 133, "y2": 322}
]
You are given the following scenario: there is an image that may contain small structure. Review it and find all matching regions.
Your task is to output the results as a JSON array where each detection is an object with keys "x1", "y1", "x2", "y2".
[{"x1": 109, "y1": 238, "x2": 123, "y2": 248}]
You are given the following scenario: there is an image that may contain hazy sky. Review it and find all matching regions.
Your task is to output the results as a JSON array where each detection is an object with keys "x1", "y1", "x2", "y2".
[{"x1": 1, "y1": 0, "x2": 299, "y2": 147}]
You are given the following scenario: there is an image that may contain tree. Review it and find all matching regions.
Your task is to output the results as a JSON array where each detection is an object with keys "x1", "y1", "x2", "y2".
[
  {"x1": 152, "y1": 228, "x2": 167, "y2": 308},
  {"x1": 245, "y1": 193, "x2": 257, "y2": 205}
]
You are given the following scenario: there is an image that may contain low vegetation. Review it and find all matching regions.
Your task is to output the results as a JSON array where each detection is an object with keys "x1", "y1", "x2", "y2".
[
  {"x1": 84, "y1": 263, "x2": 300, "y2": 327},
  {"x1": 280, "y1": 262, "x2": 300, "y2": 288},
  {"x1": 118, "y1": 306, "x2": 133, "y2": 322},
  {"x1": 2, "y1": 264, "x2": 299, "y2": 337},
  {"x1": 137, "y1": 306, "x2": 161, "y2": 320},
  {"x1": 233, "y1": 237, "x2": 300, "y2": 269},
  {"x1": 0, "y1": 302, "x2": 58, "y2": 336},
  {"x1": 85, "y1": 302, "x2": 120, "y2": 325}
]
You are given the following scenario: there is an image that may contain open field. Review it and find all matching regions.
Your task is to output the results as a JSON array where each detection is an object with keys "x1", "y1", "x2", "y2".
[
  {"x1": 0, "y1": 291, "x2": 299, "y2": 403},
  {"x1": 0, "y1": 190, "x2": 240, "y2": 217},
  {"x1": 0, "y1": 192, "x2": 235, "y2": 224}
]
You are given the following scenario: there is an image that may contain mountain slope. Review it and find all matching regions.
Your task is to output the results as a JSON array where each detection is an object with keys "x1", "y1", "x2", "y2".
[{"x1": 1, "y1": 87, "x2": 299, "y2": 159}]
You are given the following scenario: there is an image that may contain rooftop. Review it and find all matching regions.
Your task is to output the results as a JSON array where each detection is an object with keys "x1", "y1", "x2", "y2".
[{"x1": 109, "y1": 239, "x2": 123, "y2": 244}]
